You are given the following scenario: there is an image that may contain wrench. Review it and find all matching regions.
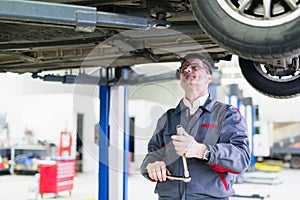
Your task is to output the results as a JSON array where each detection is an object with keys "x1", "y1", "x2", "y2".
[{"x1": 167, "y1": 125, "x2": 191, "y2": 183}]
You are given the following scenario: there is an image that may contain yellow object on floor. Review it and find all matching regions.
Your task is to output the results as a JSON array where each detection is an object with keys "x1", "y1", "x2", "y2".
[{"x1": 255, "y1": 162, "x2": 282, "y2": 172}]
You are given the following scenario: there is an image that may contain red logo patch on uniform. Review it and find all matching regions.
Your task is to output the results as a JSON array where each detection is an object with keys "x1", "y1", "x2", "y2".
[{"x1": 201, "y1": 124, "x2": 218, "y2": 129}]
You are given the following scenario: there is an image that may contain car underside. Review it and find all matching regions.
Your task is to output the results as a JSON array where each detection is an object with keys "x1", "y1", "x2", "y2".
[{"x1": 0, "y1": 0, "x2": 299, "y2": 98}]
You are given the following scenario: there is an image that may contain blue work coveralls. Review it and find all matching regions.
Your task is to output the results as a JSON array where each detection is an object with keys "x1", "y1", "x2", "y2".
[{"x1": 140, "y1": 96, "x2": 251, "y2": 200}]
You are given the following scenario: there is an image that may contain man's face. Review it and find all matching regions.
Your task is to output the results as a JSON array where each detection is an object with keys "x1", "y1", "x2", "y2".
[{"x1": 179, "y1": 58, "x2": 212, "y2": 92}]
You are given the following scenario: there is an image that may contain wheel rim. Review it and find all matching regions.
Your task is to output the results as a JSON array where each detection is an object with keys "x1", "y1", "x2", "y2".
[
  {"x1": 216, "y1": 0, "x2": 300, "y2": 27},
  {"x1": 253, "y1": 61, "x2": 300, "y2": 83}
]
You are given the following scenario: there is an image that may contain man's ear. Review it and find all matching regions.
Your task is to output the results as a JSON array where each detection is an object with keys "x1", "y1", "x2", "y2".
[{"x1": 207, "y1": 74, "x2": 213, "y2": 83}]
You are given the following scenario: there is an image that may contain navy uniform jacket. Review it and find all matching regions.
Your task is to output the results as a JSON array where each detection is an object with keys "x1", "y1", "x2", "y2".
[{"x1": 140, "y1": 96, "x2": 251, "y2": 199}]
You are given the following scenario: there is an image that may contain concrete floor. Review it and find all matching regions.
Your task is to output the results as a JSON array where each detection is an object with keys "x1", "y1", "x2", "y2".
[
  {"x1": 231, "y1": 169, "x2": 298, "y2": 200},
  {"x1": 130, "y1": 168, "x2": 299, "y2": 200},
  {"x1": 0, "y1": 163, "x2": 298, "y2": 200}
]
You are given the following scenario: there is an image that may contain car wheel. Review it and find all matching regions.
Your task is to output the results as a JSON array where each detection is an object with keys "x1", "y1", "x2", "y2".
[
  {"x1": 239, "y1": 57, "x2": 300, "y2": 98},
  {"x1": 190, "y1": 0, "x2": 300, "y2": 60}
]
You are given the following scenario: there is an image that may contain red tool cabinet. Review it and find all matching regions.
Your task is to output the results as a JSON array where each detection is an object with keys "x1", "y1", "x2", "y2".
[{"x1": 39, "y1": 159, "x2": 75, "y2": 197}]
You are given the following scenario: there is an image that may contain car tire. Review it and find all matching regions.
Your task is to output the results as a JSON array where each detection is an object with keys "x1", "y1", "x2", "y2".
[
  {"x1": 239, "y1": 58, "x2": 300, "y2": 98},
  {"x1": 190, "y1": 0, "x2": 300, "y2": 60}
]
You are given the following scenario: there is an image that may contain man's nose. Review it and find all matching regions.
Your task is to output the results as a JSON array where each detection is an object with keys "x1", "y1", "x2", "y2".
[{"x1": 183, "y1": 66, "x2": 192, "y2": 73}]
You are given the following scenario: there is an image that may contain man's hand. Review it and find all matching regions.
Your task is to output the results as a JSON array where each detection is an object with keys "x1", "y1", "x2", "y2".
[
  {"x1": 146, "y1": 161, "x2": 171, "y2": 182},
  {"x1": 171, "y1": 132, "x2": 207, "y2": 159}
]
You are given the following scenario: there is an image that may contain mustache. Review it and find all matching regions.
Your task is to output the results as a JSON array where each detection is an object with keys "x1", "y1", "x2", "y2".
[{"x1": 183, "y1": 73, "x2": 196, "y2": 79}]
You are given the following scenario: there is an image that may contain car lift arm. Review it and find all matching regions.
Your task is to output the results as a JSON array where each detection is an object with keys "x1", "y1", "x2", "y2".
[{"x1": 0, "y1": 0, "x2": 150, "y2": 32}]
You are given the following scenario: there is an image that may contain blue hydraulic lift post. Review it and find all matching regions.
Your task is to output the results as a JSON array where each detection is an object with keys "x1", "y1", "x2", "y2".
[
  {"x1": 123, "y1": 69, "x2": 129, "y2": 200},
  {"x1": 250, "y1": 101, "x2": 256, "y2": 169},
  {"x1": 242, "y1": 97, "x2": 256, "y2": 170},
  {"x1": 99, "y1": 85, "x2": 110, "y2": 200}
]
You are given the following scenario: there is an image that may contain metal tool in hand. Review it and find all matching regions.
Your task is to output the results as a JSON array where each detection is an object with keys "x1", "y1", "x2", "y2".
[{"x1": 167, "y1": 125, "x2": 191, "y2": 183}]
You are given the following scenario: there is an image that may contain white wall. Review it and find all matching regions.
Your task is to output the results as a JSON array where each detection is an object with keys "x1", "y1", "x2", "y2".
[
  {"x1": 7, "y1": 93, "x2": 75, "y2": 145},
  {"x1": 128, "y1": 80, "x2": 184, "y2": 173},
  {"x1": 73, "y1": 93, "x2": 100, "y2": 173},
  {"x1": 128, "y1": 99, "x2": 172, "y2": 173},
  {"x1": 129, "y1": 81, "x2": 184, "y2": 106},
  {"x1": 0, "y1": 73, "x2": 100, "y2": 173},
  {"x1": 0, "y1": 73, "x2": 75, "y2": 146}
]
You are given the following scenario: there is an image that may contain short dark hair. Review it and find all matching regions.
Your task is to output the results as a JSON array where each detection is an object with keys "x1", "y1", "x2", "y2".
[{"x1": 180, "y1": 53, "x2": 213, "y2": 75}]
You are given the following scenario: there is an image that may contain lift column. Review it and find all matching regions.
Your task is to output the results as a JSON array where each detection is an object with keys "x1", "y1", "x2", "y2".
[
  {"x1": 99, "y1": 85, "x2": 110, "y2": 200},
  {"x1": 225, "y1": 84, "x2": 242, "y2": 110},
  {"x1": 226, "y1": 84, "x2": 256, "y2": 172},
  {"x1": 225, "y1": 84, "x2": 244, "y2": 183},
  {"x1": 98, "y1": 67, "x2": 130, "y2": 200},
  {"x1": 109, "y1": 85, "x2": 126, "y2": 200},
  {"x1": 242, "y1": 97, "x2": 256, "y2": 170}
]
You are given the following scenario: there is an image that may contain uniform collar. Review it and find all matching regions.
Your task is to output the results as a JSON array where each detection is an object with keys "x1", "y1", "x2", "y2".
[
  {"x1": 182, "y1": 94, "x2": 209, "y2": 115},
  {"x1": 175, "y1": 94, "x2": 215, "y2": 114},
  {"x1": 183, "y1": 94, "x2": 209, "y2": 109}
]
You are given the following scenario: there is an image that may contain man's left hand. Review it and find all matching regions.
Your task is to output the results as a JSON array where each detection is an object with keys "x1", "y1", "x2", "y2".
[{"x1": 171, "y1": 132, "x2": 207, "y2": 159}]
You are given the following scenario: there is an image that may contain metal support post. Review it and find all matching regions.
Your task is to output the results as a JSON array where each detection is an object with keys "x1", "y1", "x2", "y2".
[
  {"x1": 123, "y1": 69, "x2": 130, "y2": 200},
  {"x1": 99, "y1": 85, "x2": 110, "y2": 200},
  {"x1": 225, "y1": 84, "x2": 244, "y2": 184},
  {"x1": 243, "y1": 97, "x2": 256, "y2": 170},
  {"x1": 0, "y1": 0, "x2": 149, "y2": 32},
  {"x1": 225, "y1": 84, "x2": 242, "y2": 109},
  {"x1": 109, "y1": 86, "x2": 125, "y2": 200}
]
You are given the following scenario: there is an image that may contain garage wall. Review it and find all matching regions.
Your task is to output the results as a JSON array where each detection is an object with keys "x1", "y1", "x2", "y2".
[
  {"x1": 7, "y1": 93, "x2": 75, "y2": 145},
  {"x1": 128, "y1": 99, "x2": 171, "y2": 173},
  {"x1": 129, "y1": 81, "x2": 184, "y2": 106},
  {"x1": 0, "y1": 73, "x2": 100, "y2": 173},
  {"x1": 241, "y1": 83, "x2": 300, "y2": 122},
  {"x1": 0, "y1": 73, "x2": 75, "y2": 146},
  {"x1": 73, "y1": 93, "x2": 99, "y2": 173}
]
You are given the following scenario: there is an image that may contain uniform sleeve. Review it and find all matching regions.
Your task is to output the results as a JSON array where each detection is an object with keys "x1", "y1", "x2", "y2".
[
  {"x1": 206, "y1": 105, "x2": 251, "y2": 174},
  {"x1": 140, "y1": 112, "x2": 168, "y2": 179}
]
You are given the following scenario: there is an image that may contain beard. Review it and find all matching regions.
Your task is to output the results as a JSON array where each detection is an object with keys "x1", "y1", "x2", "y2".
[{"x1": 181, "y1": 75, "x2": 207, "y2": 91}]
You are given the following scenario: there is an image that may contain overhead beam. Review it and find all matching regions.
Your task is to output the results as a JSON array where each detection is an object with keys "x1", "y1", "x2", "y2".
[
  {"x1": 32, "y1": 66, "x2": 222, "y2": 85},
  {"x1": 0, "y1": 0, "x2": 149, "y2": 32}
]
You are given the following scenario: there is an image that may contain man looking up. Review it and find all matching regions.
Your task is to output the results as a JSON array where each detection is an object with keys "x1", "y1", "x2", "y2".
[{"x1": 140, "y1": 53, "x2": 250, "y2": 200}]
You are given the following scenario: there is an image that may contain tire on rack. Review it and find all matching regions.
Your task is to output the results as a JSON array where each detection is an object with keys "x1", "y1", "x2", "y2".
[
  {"x1": 189, "y1": 0, "x2": 300, "y2": 60},
  {"x1": 239, "y1": 58, "x2": 300, "y2": 98}
]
